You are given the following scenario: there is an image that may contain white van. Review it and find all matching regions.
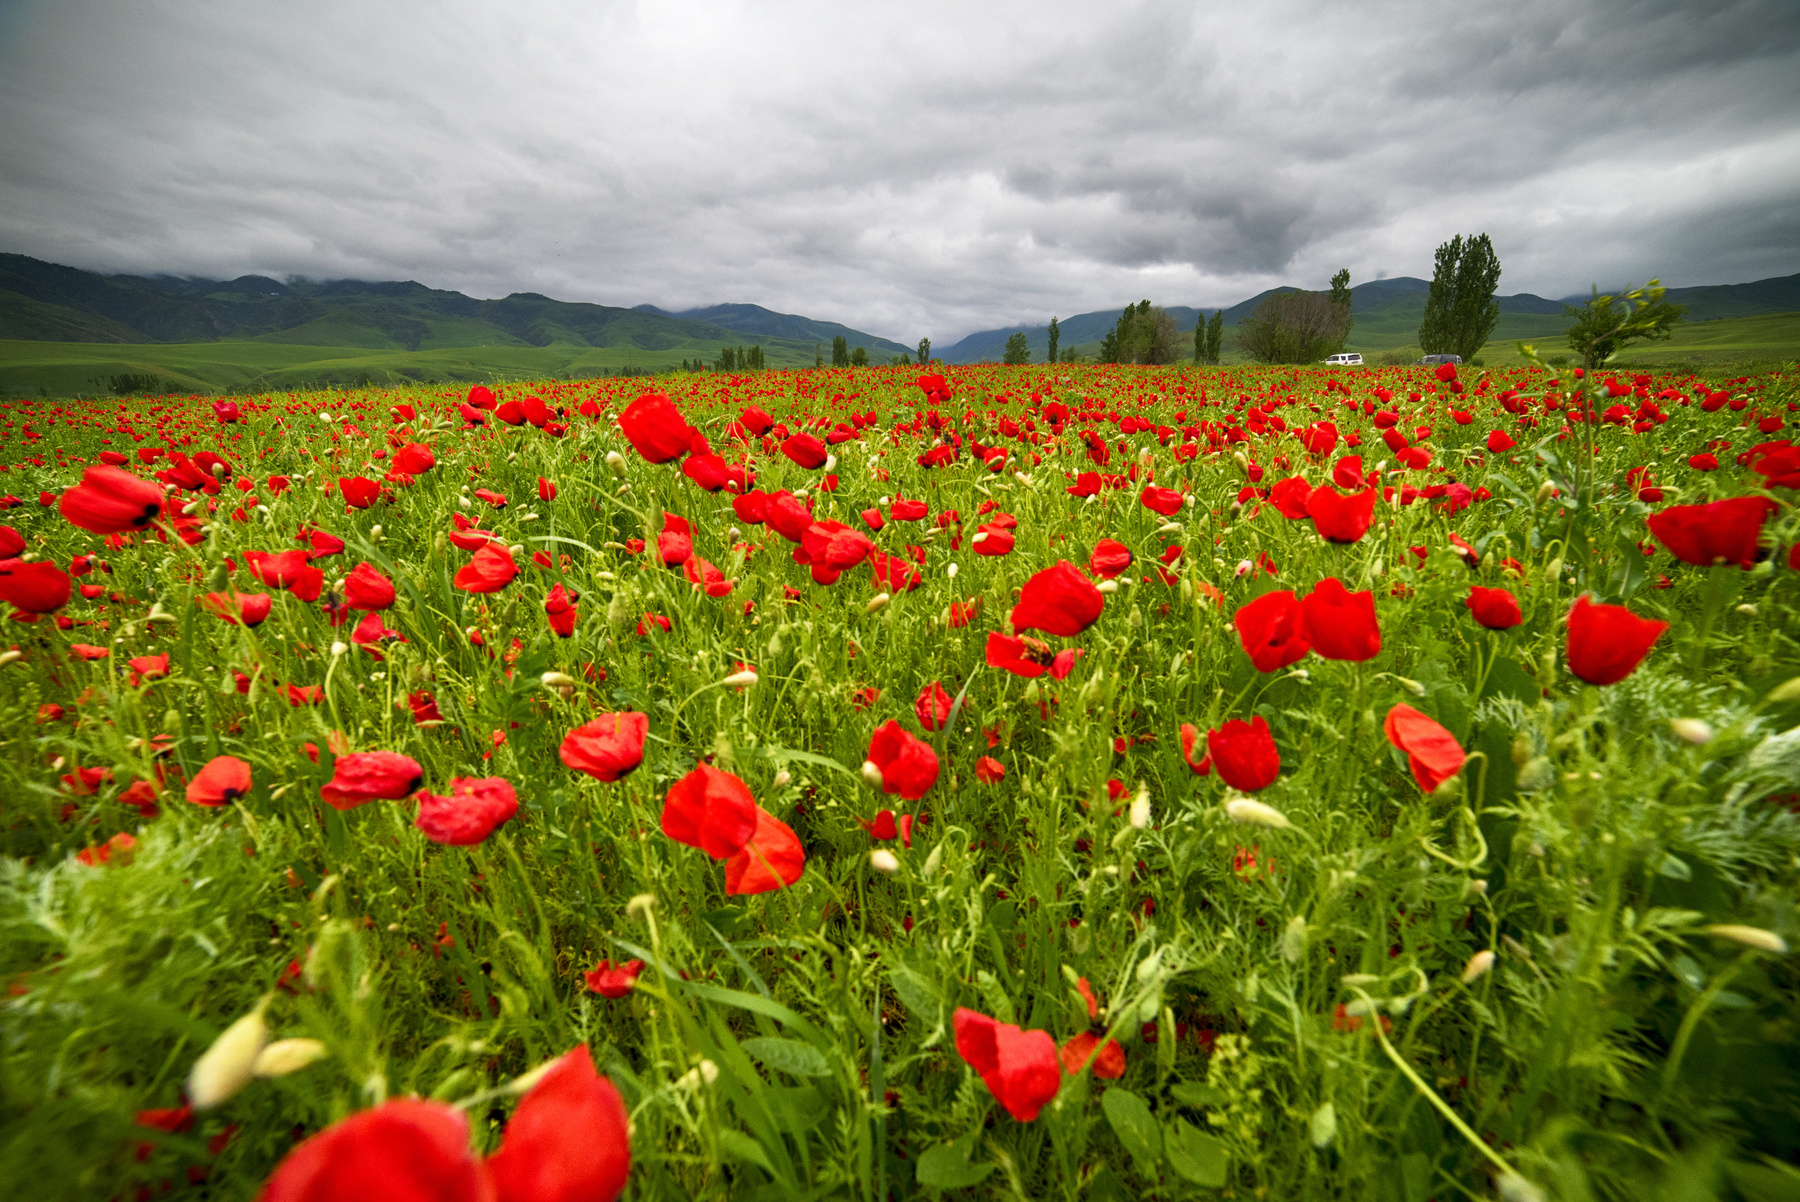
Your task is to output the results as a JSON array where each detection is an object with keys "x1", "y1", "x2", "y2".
[{"x1": 1323, "y1": 353, "x2": 1363, "y2": 366}]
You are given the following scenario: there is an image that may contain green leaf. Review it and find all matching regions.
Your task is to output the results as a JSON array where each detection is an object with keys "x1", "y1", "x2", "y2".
[
  {"x1": 741, "y1": 1037, "x2": 831, "y2": 1078},
  {"x1": 718, "y1": 1128, "x2": 775, "y2": 1174},
  {"x1": 915, "y1": 1142, "x2": 995, "y2": 1189},
  {"x1": 1164, "y1": 1118, "x2": 1228, "y2": 1187},
  {"x1": 1101, "y1": 1088, "x2": 1162, "y2": 1174},
  {"x1": 887, "y1": 960, "x2": 939, "y2": 1021},
  {"x1": 1169, "y1": 1081, "x2": 1224, "y2": 1108}
]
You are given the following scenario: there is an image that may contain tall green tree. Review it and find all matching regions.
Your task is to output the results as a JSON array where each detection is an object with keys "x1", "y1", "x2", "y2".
[
  {"x1": 815, "y1": 343, "x2": 824, "y2": 368},
  {"x1": 1046, "y1": 317, "x2": 1060, "y2": 365},
  {"x1": 831, "y1": 335, "x2": 849, "y2": 367},
  {"x1": 1330, "y1": 268, "x2": 1353, "y2": 347},
  {"x1": 1560, "y1": 281, "x2": 1687, "y2": 373},
  {"x1": 1003, "y1": 332, "x2": 1031, "y2": 364},
  {"x1": 850, "y1": 346, "x2": 869, "y2": 367},
  {"x1": 1237, "y1": 289, "x2": 1352, "y2": 364},
  {"x1": 1205, "y1": 309, "x2": 1224, "y2": 365},
  {"x1": 917, "y1": 337, "x2": 931, "y2": 364},
  {"x1": 1193, "y1": 314, "x2": 1205, "y2": 363},
  {"x1": 1419, "y1": 234, "x2": 1502, "y2": 361}
]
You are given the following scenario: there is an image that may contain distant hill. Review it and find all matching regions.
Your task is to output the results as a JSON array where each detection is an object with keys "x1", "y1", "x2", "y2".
[
  {"x1": 0, "y1": 253, "x2": 905, "y2": 363},
  {"x1": 938, "y1": 273, "x2": 1800, "y2": 363}
]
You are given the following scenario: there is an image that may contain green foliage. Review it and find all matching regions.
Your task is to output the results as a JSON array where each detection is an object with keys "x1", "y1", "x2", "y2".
[
  {"x1": 1103, "y1": 301, "x2": 1178, "y2": 365},
  {"x1": 849, "y1": 345, "x2": 869, "y2": 367},
  {"x1": 1002, "y1": 332, "x2": 1031, "y2": 365},
  {"x1": 1046, "y1": 318, "x2": 1060, "y2": 367},
  {"x1": 830, "y1": 335, "x2": 849, "y2": 368},
  {"x1": 1420, "y1": 232, "x2": 1503, "y2": 360},
  {"x1": 1561, "y1": 280, "x2": 1689, "y2": 372},
  {"x1": 916, "y1": 337, "x2": 930, "y2": 365}
]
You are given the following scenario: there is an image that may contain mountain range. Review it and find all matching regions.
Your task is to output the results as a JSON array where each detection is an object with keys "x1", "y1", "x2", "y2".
[{"x1": 3, "y1": 252, "x2": 1797, "y2": 371}]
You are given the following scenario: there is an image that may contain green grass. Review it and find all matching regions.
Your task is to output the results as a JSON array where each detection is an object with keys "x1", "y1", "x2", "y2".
[{"x1": 0, "y1": 335, "x2": 832, "y2": 398}]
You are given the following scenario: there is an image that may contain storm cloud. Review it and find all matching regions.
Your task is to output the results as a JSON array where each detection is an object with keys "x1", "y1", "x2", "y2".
[{"x1": 1, "y1": 0, "x2": 1796, "y2": 343}]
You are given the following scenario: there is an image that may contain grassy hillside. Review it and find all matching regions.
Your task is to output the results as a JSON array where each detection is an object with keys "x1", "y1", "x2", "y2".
[{"x1": 0, "y1": 335, "x2": 828, "y2": 399}]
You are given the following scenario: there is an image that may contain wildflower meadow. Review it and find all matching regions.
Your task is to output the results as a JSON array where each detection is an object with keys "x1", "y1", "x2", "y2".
[{"x1": 2, "y1": 357, "x2": 1799, "y2": 1201}]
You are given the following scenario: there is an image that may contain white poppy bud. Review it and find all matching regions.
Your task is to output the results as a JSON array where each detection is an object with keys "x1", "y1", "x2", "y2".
[
  {"x1": 1225, "y1": 797, "x2": 1292, "y2": 828},
  {"x1": 188, "y1": 997, "x2": 271, "y2": 1108},
  {"x1": 699, "y1": 1059, "x2": 719, "y2": 1085},
  {"x1": 1127, "y1": 787, "x2": 1151, "y2": 829},
  {"x1": 606, "y1": 450, "x2": 628, "y2": 477},
  {"x1": 251, "y1": 1038, "x2": 328, "y2": 1078},
  {"x1": 1096, "y1": 579, "x2": 1119, "y2": 594},
  {"x1": 1701, "y1": 924, "x2": 1788, "y2": 953},
  {"x1": 1282, "y1": 915, "x2": 1307, "y2": 962},
  {"x1": 1669, "y1": 718, "x2": 1714, "y2": 744},
  {"x1": 1765, "y1": 676, "x2": 1800, "y2": 703},
  {"x1": 722, "y1": 670, "x2": 758, "y2": 687},
  {"x1": 772, "y1": 769, "x2": 792, "y2": 788},
  {"x1": 870, "y1": 849, "x2": 900, "y2": 874},
  {"x1": 861, "y1": 761, "x2": 884, "y2": 787},
  {"x1": 865, "y1": 593, "x2": 890, "y2": 614},
  {"x1": 1459, "y1": 949, "x2": 1496, "y2": 983},
  {"x1": 946, "y1": 563, "x2": 958, "y2": 579}
]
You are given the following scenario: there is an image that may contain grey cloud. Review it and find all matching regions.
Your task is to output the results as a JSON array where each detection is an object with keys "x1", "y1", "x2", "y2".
[{"x1": 0, "y1": 0, "x2": 1795, "y2": 344}]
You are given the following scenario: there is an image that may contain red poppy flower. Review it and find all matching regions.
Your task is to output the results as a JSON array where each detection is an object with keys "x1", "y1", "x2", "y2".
[
  {"x1": 243, "y1": 549, "x2": 311, "y2": 591},
  {"x1": 618, "y1": 391, "x2": 694, "y2": 463},
  {"x1": 484, "y1": 1045, "x2": 631, "y2": 1202},
  {"x1": 974, "y1": 523, "x2": 1015, "y2": 556},
  {"x1": 731, "y1": 491, "x2": 769, "y2": 524},
  {"x1": 975, "y1": 755, "x2": 1006, "y2": 784},
  {"x1": 952, "y1": 1008, "x2": 1062, "y2": 1122},
  {"x1": 1140, "y1": 485, "x2": 1183, "y2": 516},
  {"x1": 657, "y1": 513, "x2": 693, "y2": 566},
  {"x1": 344, "y1": 562, "x2": 396, "y2": 610},
  {"x1": 1383, "y1": 704, "x2": 1466, "y2": 791},
  {"x1": 764, "y1": 491, "x2": 815, "y2": 542},
  {"x1": 584, "y1": 959, "x2": 645, "y2": 998},
  {"x1": 1234, "y1": 591, "x2": 1310, "y2": 672},
  {"x1": 662, "y1": 764, "x2": 760, "y2": 859},
  {"x1": 257, "y1": 1099, "x2": 488, "y2": 1202},
  {"x1": 0, "y1": 558, "x2": 70, "y2": 613},
  {"x1": 866, "y1": 720, "x2": 940, "y2": 800},
  {"x1": 1088, "y1": 538, "x2": 1133, "y2": 579},
  {"x1": 1207, "y1": 715, "x2": 1279, "y2": 791},
  {"x1": 740, "y1": 405, "x2": 775, "y2": 436},
  {"x1": 1565, "y1": 595, "x2": 1668, "y2": 686},
  {"x1": 890, "y1": 499, "x2": 929, "y2": 521},
  {"x1": 559, "y1": 713, "x2": 647, "y2": 782},
  {"x1": 393, "y1": 443, "x2": 436, "y2": 475},
  {"x1": 415, "y1": 776, "x2": 519, "y2": 845},
  {"x1": 339, "y1": 476, "x2": 381, "y2": 509},
  {"x1": 1175, "y1": 724, "x2": 1211, "y2": 775},
  {"x1": 915, "y1": 681, "x2": 954, "y2": 731},
  {"x1": 185, "y1": 755, "x2": 252, "y2": 807},
  {"x1": 454, "y1": 544, "x2": 518, "y2": 593},
  {"x1": 985, "y1": 631, "x2": 1051, "y2": 678},
  {"x1": 1645, "y1": 496, "x2": 1775, "y2": 568},
  {"x1": 320, "y1": 751, "x2": 424, "y2": 811},
  {"x1": 58, "y1": 465, "x2": 165, "y2": 534},
  {"x1": 200, "y1": 591, "x2": 273, "y2": 627},
  {"x1": 1467, "y1": 586, "x2": 1522, "y2": 629},
  {"x1": 1268, "y1": 476, "x2": 1313, "y2": 520},
  {"x1": 69, "y1": 643, "x2": 110, "y2": 660},
  {"x1": 802, "y1": 521, "x2": 875, "y2": 572},
  {"x1": 1060, "y1": 1032, "x2": 1125, "y2": 1079},
  {"x1": 1486, "y1": 430, "x2": 1516, "y2": 453},
  {"x1": 1299, "y1": 578, "x2": 1380, "y2": 662},
  {"x1": 781, "y1": 433, "x2": 829, "y2": 469},
  {"x1": 0, "y1": 526, "x2": 22, "y2": 557},
  {"x1": 545, "y1": 583, "x2": 580, "y2": 637},
  {"x1": 724, "y1": 806, "x2": 807, "y2": 895},
  {"x1": 1011, "y1": 560, "x2": 1104, "y2": 637},
  {"x1": 1306, "y1": 484, "x2": 1377, "y2": 544}
]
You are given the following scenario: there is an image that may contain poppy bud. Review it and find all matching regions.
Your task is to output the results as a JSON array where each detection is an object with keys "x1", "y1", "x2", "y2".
[
  {"x1": 1225, "y1": 796, "x2": 1292, "y2": 828},
  {"x1": 1535, "y1": 480, "x2": 1558, "y2": 504},
  {"x1": 1311, "y1": 1102, "x2": 1337, "y2": 1148},
  {"x1": 1763, "y1": 676, "x2": 1800, "y2": 703},
  {"x1": 946, "y1": 563, "x2": 958, "y2": 578},
  {"x1": 870, "y1": 849, "x2": 900, "y2": 873},
  {"x1": 773, "y1": 769, "x2": 792, "y2": 787},
  {"x1": 722, "y1": 669, "x2": 759, "y2": 687},
  {"x1": 0, "y1": 650, "x2": 20, "y2": 668},
  {"x1": 1669, "y1": 718, "x2": 1713, "y2": 744},
  {"x1": 188, "y1": 996, "x2": 271, "y2": 1109},
  {"x1": 922, "y1": 842, "x2": 943, "y2": 877},
  {"x1": 1394, "y1": 677, "x2": 1425, "y2": 696},
  {"x1": 606, "y1": 450, "x2": 628, "y2": 476},
  {"x1": 1468, "y1": 878, "x2": 1488, "y2": 896},
  {"x1": 1544, "y1": 557, "x2": 1563, "y2": 582},
  {"x1": 865, "y1": 593, "x2": 890, "y2": 614},
  {"x1": 252, "y1": 1038, "x2": 328, "y2": 1078},
  {"x1": 1460, "y1": 949, "x2": 1496, "y2": 983},
  {"x1": 1700, "y1": 924, "x2": 1788, "y2": 953},
  {"x1": 1128, "y1": 786, "x2": 1150, "y2": 829},
  {"x1": 1498, "y1": 1173, "x2": 1546, "y2": 1202},
  {"x1": 861, "y1": 760, "x2": 884, "y2": 786},
  {"x1": 1096, "y1": 579, "x2": 1118, "y2": 594}
]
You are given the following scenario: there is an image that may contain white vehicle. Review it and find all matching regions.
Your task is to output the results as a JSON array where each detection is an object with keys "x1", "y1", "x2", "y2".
[{"x1": 1323, "y1": 353, "x2": 1363, "y2": 366}]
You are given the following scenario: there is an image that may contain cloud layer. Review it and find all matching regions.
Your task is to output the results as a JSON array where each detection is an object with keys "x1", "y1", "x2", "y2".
[{"x1": 2, "y1": 0, "x2": 1796, "y2": 342}]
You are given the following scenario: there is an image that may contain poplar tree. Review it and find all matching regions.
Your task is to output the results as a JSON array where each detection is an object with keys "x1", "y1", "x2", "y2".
[
  {"x1": 1047, "y1": 317, "x2": 1060, "y2": 365},
  {"x1": 1419, "y1": 234, "x2": 1502, "y2": 361}
]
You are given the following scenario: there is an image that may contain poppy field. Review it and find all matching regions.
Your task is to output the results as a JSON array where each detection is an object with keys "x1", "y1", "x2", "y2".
[{"x1": 2, "y1": 358, "x2": 1800, "y2": 1201}]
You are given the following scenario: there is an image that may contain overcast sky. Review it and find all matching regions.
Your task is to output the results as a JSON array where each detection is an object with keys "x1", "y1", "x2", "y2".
[{"x1": 2, "y1": 0, "x2": 1797, "y2": 343}]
